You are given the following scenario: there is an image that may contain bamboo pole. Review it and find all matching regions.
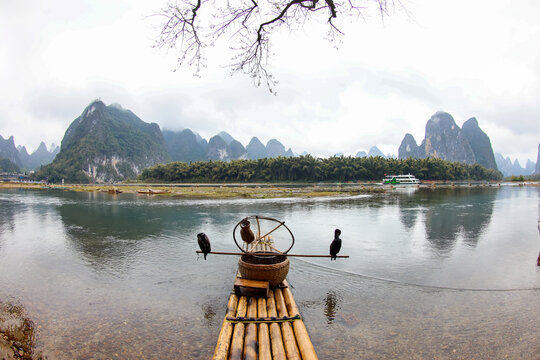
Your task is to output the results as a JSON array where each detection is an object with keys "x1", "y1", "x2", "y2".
[
  {"x1": 265, "y1": 243, "x2": 284, "y2": 254},
  {"x1": 282, "y1": 280, "x2": 318, "y2": 360},
  {"x1": 212, "y1": 293, "x2": 239, "y2": 360},
  {"x1": 196, "y1": 250, "x2": 349, "y2": 258},
  {"x1": 248, "y1": 221, "x2": 283, "y2": 251},
  {"x1": 243, "y1": 297, "x2": 258, "y2": 360},
  {"x1": 229, "y1": 296, "x2": 247, "y2": 360},
  {"x1": 257, "y1": 297, "x2": 272, "y2": 360},
  {"x1": 274, "y1": 288, "x2": 301, "y2": 360},
  {"x1": 257, "y1": 221, "x2": 285, "y2": 243},
  {"x1": 266, "y1": 290, "x2": 287, "y2": 360}
]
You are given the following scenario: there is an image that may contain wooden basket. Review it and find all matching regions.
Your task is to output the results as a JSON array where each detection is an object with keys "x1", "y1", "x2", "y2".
[{"x1": 238, "y1": 254, "x2": 289, "y2": 287}]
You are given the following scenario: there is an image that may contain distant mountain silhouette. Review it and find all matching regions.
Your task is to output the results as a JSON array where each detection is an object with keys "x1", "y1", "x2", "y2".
[
  {"x1": 398, "y1": 112, "x2": 498, "y2": 170},
  {"x1": 494, "y1": 152, "x2": 537, "y2": 177},
  {"x1": 355, "y1": 151, "x2": 367, "y2": 158},
  {"x1": 0, "y1": 135, "x2": 58, "y2": 171},
  {"x1": 462, "y1": 117, "x2": 497, "y2": 170},
  {"x1": 0, "y1": 135, "x2": 21, "y2": 167},
  {"x1": 163, "y1": 129, "x2": 206, "y2": 163},
  {"x1": 35, "y1": 100, "x2": 169, "y2": 183},
  {"x1": 368, "y1": 146, "x2": 386, "y2": 158},
  {"x1": 536, "y1": 144, "x2": 540, "y2": 174},
  {"x1": 246, "y1": 137, "x2": 267, "y2": 159}
]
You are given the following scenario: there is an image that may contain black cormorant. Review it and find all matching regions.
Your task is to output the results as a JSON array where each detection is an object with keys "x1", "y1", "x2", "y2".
[
  {"x1": 197, "y1": 232, "x2": 211, "y2": 260},
  {"x1": 329, "y1": 229, "x2": 342, "y2": 260}
]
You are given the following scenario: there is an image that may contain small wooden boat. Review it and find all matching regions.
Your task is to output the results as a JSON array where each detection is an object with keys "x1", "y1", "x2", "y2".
[
  {"x1": 137, "y1": 188, "x2": 170, "y2": 194},
  {"x1": 100, "y1": 187, "x2": 122, "y2": 194}
]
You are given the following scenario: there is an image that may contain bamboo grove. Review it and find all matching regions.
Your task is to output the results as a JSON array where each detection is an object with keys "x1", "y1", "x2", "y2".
[{"x1": 139, "y1": 155, "x2": 503, "y2": 183}]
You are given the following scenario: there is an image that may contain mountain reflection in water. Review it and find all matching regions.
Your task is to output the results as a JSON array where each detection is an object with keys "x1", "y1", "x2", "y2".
[{"x1": 419, "y1": 188, "x2": 496, "y2": 253}]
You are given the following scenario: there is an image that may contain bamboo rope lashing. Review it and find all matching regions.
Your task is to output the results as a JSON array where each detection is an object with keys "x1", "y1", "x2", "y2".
[
  {"x1": 257, "y1": 297, "x2": 272, "y2": 360},
  {"x1": 248, "y1": 235, "x2": 277, "y2": 255},
  {"x1": 243, "y1": 297, "x2": 258, "y2": 360},
  {"x1": 282, "y1": 280, "x2": 318, "y2": 360},
  {"x1": 226, "y1": 315, "x2": 301, "y2": 324},
  {"x1": 274, "y1": 288, "x2": 301, "y2": 360},
  {"x1": 229, "y1": 296, "x2": 247, "y2": 360},
  {"x1": 212, "y1": 293, "x2": 239, "y2": 360},
  {"x1": 266, "y1": 290, "x2": 287, "y2": 360}
]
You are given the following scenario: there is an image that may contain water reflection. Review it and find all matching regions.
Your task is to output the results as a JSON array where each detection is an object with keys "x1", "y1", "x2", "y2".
[
  {"x1": 396, "y1": 196, "x2": 420, "y2": 231},
  {"x1": 0, "y1": 190, "x2": 28, "y2": 238},
  {"x1": 0, "y1": 187, "x2": 539, "y2": 359},
  {"x1": 324, "y1": 291, "x2": 339, "y2": 324},
  {"x1": 0, "y1": 200, "x2": 16, "y2": 247},
  {"x1": 58, "y1": 200, "x2": 163, "y2": 272},
  {"x1": 201, "y1": 299, "x2": 219, "y2": 329},
  {"x1": 418, "y1": 188, "x2": 497, "y2": 253},
  {"x1": 56, "y1": 192, "x2": 243, "y2": 275}
]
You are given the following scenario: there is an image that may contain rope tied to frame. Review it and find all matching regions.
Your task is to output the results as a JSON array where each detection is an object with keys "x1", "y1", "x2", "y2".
[{"x1": 226, "y1": 314, "x2": 301, "y2": 324}]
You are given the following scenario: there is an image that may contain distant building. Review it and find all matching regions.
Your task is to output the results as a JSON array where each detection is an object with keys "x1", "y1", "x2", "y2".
[{"x1": 1, "y1": 173, "x2": 30, "y2": 182}]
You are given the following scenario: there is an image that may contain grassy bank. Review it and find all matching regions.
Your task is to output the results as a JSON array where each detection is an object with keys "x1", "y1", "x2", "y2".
[{"x1": 0, "y1": 182, "x2": 385, "y2": 199}]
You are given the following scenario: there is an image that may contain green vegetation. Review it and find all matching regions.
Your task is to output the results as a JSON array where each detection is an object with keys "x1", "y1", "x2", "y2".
[
  {"x1": 139, "y1": 155, "x2": 503, "y2": 183},
  {"x1": 31, "y1": 101, "x2": 170, "y2": 183},
  {"x1": 508, "y1": 173, "x2": 540, "y2": 181},
  {"x1": 0, "y1": 157, "x2": 20, "y2": 173}
]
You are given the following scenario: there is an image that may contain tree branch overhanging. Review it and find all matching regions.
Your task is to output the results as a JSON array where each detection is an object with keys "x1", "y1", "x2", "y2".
[{"x1": 153, "y1": 0, "x2": 401, "y2": 92}]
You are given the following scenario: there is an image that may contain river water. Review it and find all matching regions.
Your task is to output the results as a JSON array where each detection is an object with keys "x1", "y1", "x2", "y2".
[{"x1": 0, "y1": 186, "x2": 539, "y2": 359}]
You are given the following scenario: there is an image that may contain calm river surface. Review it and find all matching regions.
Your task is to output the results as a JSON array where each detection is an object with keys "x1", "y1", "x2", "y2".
[{"x1": 0, "y1": 186, "x2": 539, "y2": 359}]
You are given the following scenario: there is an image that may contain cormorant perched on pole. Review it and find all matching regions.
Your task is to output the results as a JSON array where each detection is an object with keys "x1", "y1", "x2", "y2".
[
  {"x1": 197, "y1": 232, "x2": 211, "y2": 260},
  {"x1": 329, "y1": 229, "x2": 342, "y2": 260}
]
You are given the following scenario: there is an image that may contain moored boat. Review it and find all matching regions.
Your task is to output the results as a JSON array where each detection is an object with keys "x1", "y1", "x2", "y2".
[
  {"x1": 382, "y1": 174, "x2": 420, "y2": 185},
  {"x1": 100, "y1": 187, "x2": 122, "y2": 194}
]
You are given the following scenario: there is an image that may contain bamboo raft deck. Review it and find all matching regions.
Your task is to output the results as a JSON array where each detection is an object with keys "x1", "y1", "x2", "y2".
[
  {"x1": 213, "y1": 238, "x2": 318, "y2": 360},
  {"x1": 213, "y1": 278, "x2": 317, "y2": 360}
]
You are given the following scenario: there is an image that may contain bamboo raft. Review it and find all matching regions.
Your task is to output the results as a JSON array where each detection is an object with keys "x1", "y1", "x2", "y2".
[
  {"x1": 212, "y1": 236, "x2": 318, "y2": 360},
  {"x1": 213, "y1": 278, "x2": 317, "y2": 360}
]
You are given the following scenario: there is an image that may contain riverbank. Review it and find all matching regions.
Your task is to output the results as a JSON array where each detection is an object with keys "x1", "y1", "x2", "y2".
[
  {"x1": 1, "y1": 180, "x2": 539, "y2": 199},
  {"x1": 0, "y1": 182, "x2": 385, "y2": 198}
]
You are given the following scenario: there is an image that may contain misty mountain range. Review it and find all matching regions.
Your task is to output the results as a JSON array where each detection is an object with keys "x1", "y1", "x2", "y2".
[
  {"x1": 1, "y1": 100, "x2": 538, "y2": 181},
  {"x1": 0, "y1": 135, "x2": 59, "y2": 171},
  {"x1": 397, "y1": 111, "x2": 538, "y2": 177}
]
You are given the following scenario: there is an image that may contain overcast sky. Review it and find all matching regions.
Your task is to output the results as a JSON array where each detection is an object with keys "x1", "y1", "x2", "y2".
[{"x1": 1, "y1": 0, "x2": 539, "y2": 165}]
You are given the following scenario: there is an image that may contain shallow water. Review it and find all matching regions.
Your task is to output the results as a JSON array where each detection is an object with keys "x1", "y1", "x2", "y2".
[{"x1": 0, "y1": 186, "x2": 539, "y2": 359}]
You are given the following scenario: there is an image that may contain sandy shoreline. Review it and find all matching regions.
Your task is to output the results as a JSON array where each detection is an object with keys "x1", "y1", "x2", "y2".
[{"x1": 0, "y1": 182, "x2": 385, "y2": 199}]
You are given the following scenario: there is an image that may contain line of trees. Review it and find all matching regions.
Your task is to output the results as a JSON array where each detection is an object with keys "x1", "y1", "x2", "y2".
[{"x1": 139, "y1": 155, "x2": 503, "y2": 183}]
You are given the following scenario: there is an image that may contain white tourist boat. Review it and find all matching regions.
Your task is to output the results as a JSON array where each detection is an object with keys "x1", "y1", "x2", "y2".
[{"x1": 382, "y1": 174, "x2": 421, "y2": 185}]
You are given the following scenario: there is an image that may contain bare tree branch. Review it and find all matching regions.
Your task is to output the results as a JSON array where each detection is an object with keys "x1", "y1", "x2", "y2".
[{"x1": 153, "y1": 0, "x2": 400, "y2": 92}]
